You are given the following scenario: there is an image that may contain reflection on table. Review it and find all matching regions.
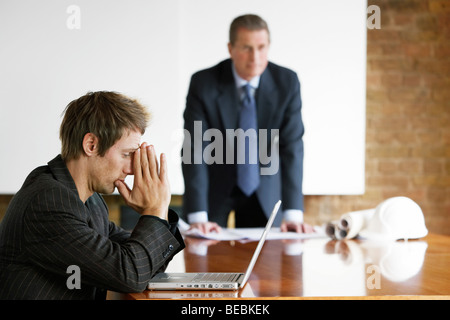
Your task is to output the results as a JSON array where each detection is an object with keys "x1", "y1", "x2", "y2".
[{"x1": 114, "y1": 234, "x2": 450, "y2": 300}]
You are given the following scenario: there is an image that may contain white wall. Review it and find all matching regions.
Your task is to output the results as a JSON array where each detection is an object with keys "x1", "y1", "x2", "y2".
[{"x1": 0, "y1": 0, "x2": 367, "y2": 195}]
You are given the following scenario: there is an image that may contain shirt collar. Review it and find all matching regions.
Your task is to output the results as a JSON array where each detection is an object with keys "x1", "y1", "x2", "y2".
[{"x1": 231, "y1": 62, "x2": 260, "y2": 89}]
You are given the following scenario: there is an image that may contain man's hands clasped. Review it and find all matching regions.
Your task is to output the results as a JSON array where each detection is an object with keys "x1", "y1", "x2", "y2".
[{"x1": 115, "y1": 143, "x2": 170, "y2": 221}]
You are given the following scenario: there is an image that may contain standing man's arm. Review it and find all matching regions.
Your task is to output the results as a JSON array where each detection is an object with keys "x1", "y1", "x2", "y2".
[
  {"x1": 182, "y1": 75, "x2": 221, "y2": 234},
  {"x1": 279, "y1": 74, "x2": 314, "y2": 233}
]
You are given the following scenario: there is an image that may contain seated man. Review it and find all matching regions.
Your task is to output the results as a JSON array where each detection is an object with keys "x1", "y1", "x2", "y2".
[{"x1": 0, "y1": 91, "x2": 184, "y2": 300}]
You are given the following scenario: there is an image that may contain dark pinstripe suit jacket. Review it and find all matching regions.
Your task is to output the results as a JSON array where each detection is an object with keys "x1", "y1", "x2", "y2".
[{"x1": 0, "y1": 155, "x2": 185, "y2": 300}]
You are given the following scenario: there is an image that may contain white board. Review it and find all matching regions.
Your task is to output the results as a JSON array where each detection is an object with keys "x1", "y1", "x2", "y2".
[{"x1": 0, "y1": 0, "x2": 367, "y2": 195}]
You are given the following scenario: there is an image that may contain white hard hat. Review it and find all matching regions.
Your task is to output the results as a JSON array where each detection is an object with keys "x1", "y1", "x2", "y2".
[{"x1": 359, "y1": 197, "x2": 428, "y2": 241}]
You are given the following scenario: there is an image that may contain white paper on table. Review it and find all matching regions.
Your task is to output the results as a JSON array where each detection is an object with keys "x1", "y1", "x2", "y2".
[{"x1": 180, "y1": 222, "x2": 327, "y2": 242}]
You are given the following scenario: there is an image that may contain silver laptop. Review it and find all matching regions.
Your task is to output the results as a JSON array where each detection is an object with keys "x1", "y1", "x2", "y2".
[{"x1": 148, "y1": 200, "x2": 281, "y2": 291}]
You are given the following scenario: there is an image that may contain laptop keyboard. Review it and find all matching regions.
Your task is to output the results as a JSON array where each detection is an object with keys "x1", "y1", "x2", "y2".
[{"x1": 192, "y1": 273, "x2": 239, "y2": 283}]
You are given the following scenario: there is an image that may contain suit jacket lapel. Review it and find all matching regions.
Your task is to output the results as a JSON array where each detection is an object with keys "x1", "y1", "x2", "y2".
[
  {"x1": 216, "y1": 60, "x2": 240, "y2": 130},
  {"x1": 215, "y1": 60, "x2": 278, "y2": 131},
  {"x1": 256, "y1": 65, "x2": 278, "y2": 130}
]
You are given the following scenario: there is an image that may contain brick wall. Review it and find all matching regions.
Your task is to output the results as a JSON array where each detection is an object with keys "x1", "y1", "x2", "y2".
[{"x1": 304, "y1": 0, "x2": 450, "y2": 235}]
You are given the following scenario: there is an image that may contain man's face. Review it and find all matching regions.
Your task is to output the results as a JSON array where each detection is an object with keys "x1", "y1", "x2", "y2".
[
  {"x1": 90, "y1": 129, "x2": 141, "y2": 195},
  {"x1": 228, "y1": 28, "x2": 270, "y2": 81}
]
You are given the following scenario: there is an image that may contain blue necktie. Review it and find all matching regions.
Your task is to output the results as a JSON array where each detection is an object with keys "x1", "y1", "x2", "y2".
[{"x1": 237, "y1": 84, "x2": 260, "y2": 196}]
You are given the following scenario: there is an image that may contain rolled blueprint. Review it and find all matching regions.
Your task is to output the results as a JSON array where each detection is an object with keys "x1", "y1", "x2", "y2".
[
  {"x1": 325, "y1": 221, "x2": 337, "y2": 239},
  {"x1": 326, "y1": 209, "x2": 375, "y2": 240},
  {"x1": 325, "y1": 221, "x2": 348, "y2": 240},
  {"x1": 338, "y1": 209, "x2": 375, "y2": 239}
]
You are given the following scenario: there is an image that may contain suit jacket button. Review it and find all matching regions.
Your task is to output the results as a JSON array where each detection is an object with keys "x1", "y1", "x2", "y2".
[{"x1": 169, "y1": 245, "x2": 174, "y2": 251}]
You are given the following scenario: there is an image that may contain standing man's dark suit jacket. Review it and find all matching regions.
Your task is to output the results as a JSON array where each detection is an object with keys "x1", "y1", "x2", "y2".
[
  {"x1": 0, "y1": 155, "x2": 184, "y2": 300},
  {"x1": 182, "y1": 59, "x2": 304, "y2": 226}
]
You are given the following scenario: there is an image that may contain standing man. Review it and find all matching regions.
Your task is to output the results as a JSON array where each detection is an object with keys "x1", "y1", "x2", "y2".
[
  {"x1": 0, "y1": 91, "x2": 185, "y2": 299},
  {"x1": 182, "y1": 14, "x2": 313, "y2": 234}
]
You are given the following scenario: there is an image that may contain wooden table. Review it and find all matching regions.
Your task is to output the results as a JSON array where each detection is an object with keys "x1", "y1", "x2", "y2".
[{"x1": 109, "y1": 233, "x2": 450, "y2": 300}]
